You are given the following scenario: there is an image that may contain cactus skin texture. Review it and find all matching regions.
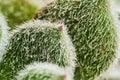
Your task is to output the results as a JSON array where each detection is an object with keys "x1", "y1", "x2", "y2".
[
  {"x1": 0, "y1": 20, "x2": 76, "y2": 80},
  {"x1": 36, "y1": 0, "x2": 117, "y2": 80},
  {"x1": 16, "y1": 62, "x2": 72, "y2": 80},
  {"x1": 0, "y1": 13, "x2": 9, "y2": 60}
]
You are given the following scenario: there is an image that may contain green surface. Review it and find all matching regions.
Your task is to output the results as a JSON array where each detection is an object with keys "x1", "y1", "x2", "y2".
[
  {"x1": 0, "y1": 0, "x2": 37, "y2": 29},
  {"x1": 22, "y1": 70, "x2": 65, "y2": 80},
  {"x1": 0, "y1": 22, "x2": 72, "y2": 80},
  {"x1": 37, "y1": 0, "x2": 117, "y2": 80}
]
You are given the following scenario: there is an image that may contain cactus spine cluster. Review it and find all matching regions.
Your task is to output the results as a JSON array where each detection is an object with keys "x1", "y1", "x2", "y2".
[
  {"x1": 0, "y1": 13, "x2": 9, "y2": 60},
  {"x1": 35, "y1": 0, "x2": 117, "y2": 79},
  {"x1": 0, "y1": 20, "x2": 76, "y2": 80},
  {"x1": 16, "y1": 62, "x2": 72, "y2": 80}
]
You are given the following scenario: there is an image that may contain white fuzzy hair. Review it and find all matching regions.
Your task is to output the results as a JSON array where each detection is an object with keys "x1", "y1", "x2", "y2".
[
  {"x1": 59, "y1": 23, "x2": 76, "y2": 77},
  {"x1": 16, "y1": 62, "x2": 72, "y2": 80},
  {"x1": 12, "y1": 19, "x2": 76, "y2": 78},
  {"x1": 0, "y1": 13, "x2": 9, "y2": 60},
  {"x1": 12, "y1": 19, "x2": 66, "y2": 32},
  {"x1": 109, "y1": 0, "x2": 120, "y2": 55},
  {"x1": 105, "y1": 0, "x2": 120, "y2": 77}
]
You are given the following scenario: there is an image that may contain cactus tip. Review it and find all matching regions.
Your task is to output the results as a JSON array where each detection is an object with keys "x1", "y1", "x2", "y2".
[{"x1": 58, "y1": 25, "x2": 64, "y2": 31}]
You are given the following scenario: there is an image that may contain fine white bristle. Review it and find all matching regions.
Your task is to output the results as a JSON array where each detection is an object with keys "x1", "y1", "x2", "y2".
[
  {"x1": 0, "y1": 13, "x2": 9, "y2": 60},
  {"x1": 16, "y1": 62, "x2": 72, "y2": 80}
]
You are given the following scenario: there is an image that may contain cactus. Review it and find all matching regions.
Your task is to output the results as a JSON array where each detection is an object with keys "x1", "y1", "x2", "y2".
[
  {"x1": 35, "y1": 0, "x2": 117, "y2": 79},
  {"x1": 0, "y1": 13, "x2": 9, "y2": 60},
  {"x1": 0, "y1": 0, "x2": 38, "y2": 28},
  {"x1": 0, "y1": 20, "x2": 76, "y2": 80},
  {"x1": 16, "y1": 62, "x2": 72, "y2": 80}
]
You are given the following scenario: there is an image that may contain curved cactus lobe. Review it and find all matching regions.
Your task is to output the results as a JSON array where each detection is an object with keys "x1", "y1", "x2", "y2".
[
  {"x1": 16, "y1": 62, "x2": 72, "y2": 80},
  {"x1": 0, "y1": 20, "x2": 75, "y2": 80},
  {"x1": 36, "y1": 0, "x2": 117, "y2": 79}
]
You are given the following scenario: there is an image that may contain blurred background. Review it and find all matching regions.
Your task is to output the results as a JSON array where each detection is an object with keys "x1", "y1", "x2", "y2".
[
  {"x1": 0, "y1": 0, "x2": 120, "y2": 80},
  {"x1": 0, "y1": 0, "x2": 54, "y2": 29}
]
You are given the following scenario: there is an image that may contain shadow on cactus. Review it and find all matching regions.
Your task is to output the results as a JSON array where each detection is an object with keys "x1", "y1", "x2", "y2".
[
  {"x1": 0, "y1": 0, "x2": 38, "y2": 29},
  {"x1": 16, "y1": 62, "x2": 72, "y2": 80},
  {"x1": 35, "y1": 0, "x2": 117, "y2": 80},
  {"x1": 0, "y1": 20, "x2": 76, "y2": 80}
]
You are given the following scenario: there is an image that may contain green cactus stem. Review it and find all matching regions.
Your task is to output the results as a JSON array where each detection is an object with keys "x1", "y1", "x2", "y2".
[
  {"x1": 35, "y1": 0, "x2": 117, "y2": 79},
  {"x1": 0, "y1": 20, "x2": 76, "y2": 80}
]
